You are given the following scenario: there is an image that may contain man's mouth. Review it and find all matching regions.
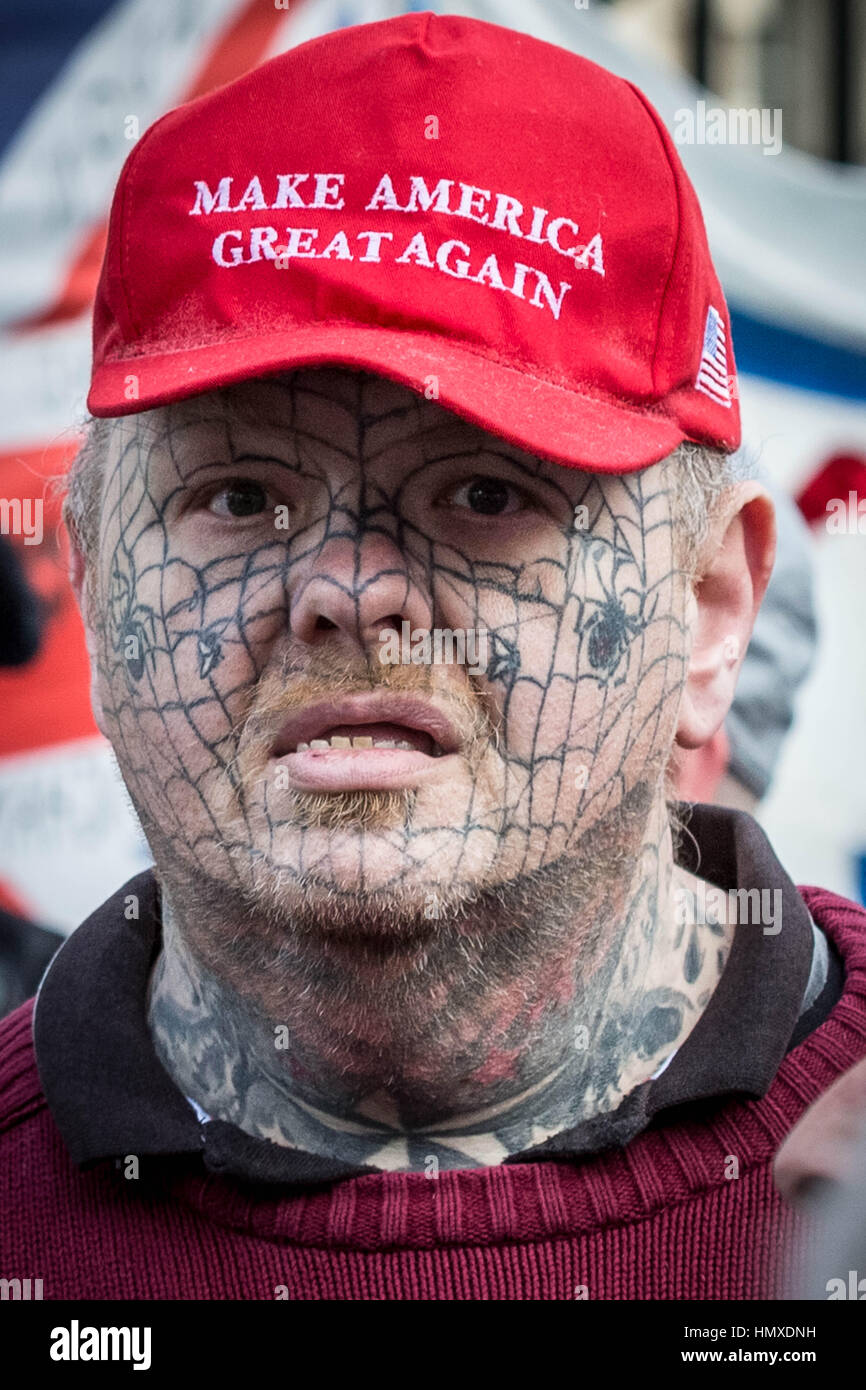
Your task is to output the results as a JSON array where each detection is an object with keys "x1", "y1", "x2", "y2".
[{"x1": 270, "y1": 694, "x2": 462, "y2": 792}]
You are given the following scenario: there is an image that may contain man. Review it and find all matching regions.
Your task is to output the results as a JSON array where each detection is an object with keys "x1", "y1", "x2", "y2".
[{"x1": 2, "y1": 12, "x2": 864, "y2": 1300}]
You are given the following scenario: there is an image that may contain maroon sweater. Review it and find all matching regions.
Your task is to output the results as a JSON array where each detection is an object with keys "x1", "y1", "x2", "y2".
[{"x1": 2, "y1": 884, "x2": 865, "y2": 1301}]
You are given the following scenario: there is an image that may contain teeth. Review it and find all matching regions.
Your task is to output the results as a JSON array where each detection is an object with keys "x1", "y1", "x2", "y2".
[
  {"x1": 294, "y1": 734, "x2": 440, "y2": 753},
  {"x1": 294, "y1": 735, "x2": 408, "y2": 751}
]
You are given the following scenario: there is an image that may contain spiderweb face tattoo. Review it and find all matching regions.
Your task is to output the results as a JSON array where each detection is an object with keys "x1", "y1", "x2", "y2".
[{"x1": 90, "y1": 368, "x2": 727, "y2": 1169}]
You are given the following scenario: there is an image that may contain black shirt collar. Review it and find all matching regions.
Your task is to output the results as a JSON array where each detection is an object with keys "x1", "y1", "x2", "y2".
[{"x1": 33, "y1": 803, "x2": 829, "y2": 1185}]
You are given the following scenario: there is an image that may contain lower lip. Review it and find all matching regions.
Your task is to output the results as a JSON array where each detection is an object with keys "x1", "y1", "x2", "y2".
[{"x1": 272, "y1": 746, "x2": 459, "y2": 791}]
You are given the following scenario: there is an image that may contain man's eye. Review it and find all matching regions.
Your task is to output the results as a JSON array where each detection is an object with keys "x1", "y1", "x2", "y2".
[
  {"x1": 208, "y1": 481, "x2": 269, "y2": 518},
  {"x1": 446, "y1": 476, "x2": 525, "y2": 516}
]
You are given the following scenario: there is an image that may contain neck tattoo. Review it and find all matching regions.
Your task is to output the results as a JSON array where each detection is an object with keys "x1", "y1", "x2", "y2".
[{"x1": 147, "y1": 797, "x2": 732, "y2": 1172}]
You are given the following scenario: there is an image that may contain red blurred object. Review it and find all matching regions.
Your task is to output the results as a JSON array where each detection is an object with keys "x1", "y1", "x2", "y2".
[
  {"x1": 0, "y1": 445, "x2": 97, "y2": 757},
  {"x1": 87, "y1": 12, "x2": 741, "y2": 473},
  {"x1": 795, "y1": 452, "x2": 866, "y2": 526}
]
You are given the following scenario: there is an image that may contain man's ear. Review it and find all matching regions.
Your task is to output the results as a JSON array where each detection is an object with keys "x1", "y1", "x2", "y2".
[
  {"x1": 66, "y1": 517, "x2": 108, "y2": 739},
  {"x1": 676, "y1": 481, "x2": 776, "y2": 751}
]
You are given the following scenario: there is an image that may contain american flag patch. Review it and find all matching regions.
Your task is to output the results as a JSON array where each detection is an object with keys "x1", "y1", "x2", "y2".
[{"x1": 695, "y1": 305, "x2": 732, "y2": 407}]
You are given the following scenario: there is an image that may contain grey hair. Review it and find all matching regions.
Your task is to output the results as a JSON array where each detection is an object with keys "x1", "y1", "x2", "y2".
[
  {"x1": 61, "y1": 413, "x2": 115, "y2": 564},
  {"x1": 670, "y1": 439, "x2": 745, "y2": 581}
]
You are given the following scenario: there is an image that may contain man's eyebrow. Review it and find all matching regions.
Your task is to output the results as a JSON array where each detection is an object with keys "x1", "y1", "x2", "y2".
[
  {"x1": 416, "y1": 441, "x2": 553, "y2": 477},
  {"x1": 198, "y1": 454, "x2": 322, "y2": 492},
  {"x1": 468, "y1": 441, "x2": 591, "y2": 493},
  {"x1": 176, "y1": 450, "x2": 299, "y2": 472}
]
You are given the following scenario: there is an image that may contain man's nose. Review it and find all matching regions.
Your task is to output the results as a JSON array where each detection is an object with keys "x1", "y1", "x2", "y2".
[{"x1": 289, "y1": 532, "x2": 433, "y2": 654}]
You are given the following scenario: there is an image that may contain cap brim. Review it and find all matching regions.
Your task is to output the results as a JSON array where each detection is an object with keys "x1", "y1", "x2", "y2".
[{"x1": 88, "y1": 324, "x2": 684, "y2": 475}]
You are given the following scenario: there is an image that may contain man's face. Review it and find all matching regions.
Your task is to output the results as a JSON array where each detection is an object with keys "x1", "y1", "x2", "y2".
[{"x1": 90, "y1": 368, "x2": 689, "y2": 936}]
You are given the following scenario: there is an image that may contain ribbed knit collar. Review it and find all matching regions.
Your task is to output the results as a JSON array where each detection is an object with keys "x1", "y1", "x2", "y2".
[{"x1": 33, "y1": 803, "x2": 835, "y2": 1186}]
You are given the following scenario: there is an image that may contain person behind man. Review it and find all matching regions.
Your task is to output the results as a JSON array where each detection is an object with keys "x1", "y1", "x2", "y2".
[{"x1": 2, "y1": 13, "x2": 864, "y2": 1300}]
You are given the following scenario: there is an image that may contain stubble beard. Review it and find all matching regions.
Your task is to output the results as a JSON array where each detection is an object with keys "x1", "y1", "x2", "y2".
[
  {"x1": 117, "y1": 637, "x2": 668, "y2": 1020},
  {"x1": 155, "y1": 771, "x2": 662, "y2": 1040}
]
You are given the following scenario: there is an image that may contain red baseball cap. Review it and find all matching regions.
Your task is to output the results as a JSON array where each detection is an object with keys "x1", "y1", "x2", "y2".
[{"x1": 88, "y1": 11, "x2": 740, "y2": 472}]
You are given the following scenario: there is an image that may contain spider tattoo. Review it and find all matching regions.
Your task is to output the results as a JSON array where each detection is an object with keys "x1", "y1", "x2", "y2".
[
  {"x1": 580, "y1": 548, "x2": 657, "y2": 686},
  {"x1": 107, "y1": 564, "x2": 158, "y2": 684}
]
